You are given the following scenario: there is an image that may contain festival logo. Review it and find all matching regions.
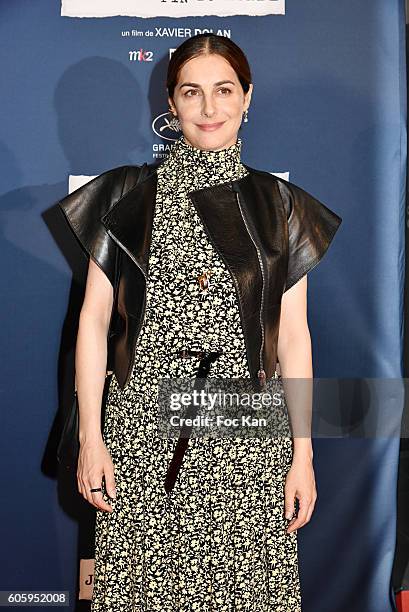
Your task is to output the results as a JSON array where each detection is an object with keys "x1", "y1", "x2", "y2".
[{"x1": 152, "y1": 112, "x2": 182, "y2": 142}]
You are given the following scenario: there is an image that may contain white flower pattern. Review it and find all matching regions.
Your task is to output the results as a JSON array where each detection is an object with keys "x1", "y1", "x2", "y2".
[{"x1": 91, "y1": 136, "x2": 302, "y2": 611}]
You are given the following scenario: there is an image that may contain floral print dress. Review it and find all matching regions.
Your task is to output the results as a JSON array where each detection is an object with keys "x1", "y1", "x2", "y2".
[{"x1": 91, "y1": 135, "x2": 302, "y2": 612}]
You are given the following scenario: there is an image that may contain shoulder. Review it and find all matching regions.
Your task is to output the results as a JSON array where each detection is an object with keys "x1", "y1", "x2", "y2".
[
  {"x1": 58, "y1": 164, "x2": 145, "y2": 286},
  {"x1": 58, "y1": 164, "x2": 146, "y2": 220},
  {"x1": 58, "y1": 164, "x2": 129, "y2": 204},
  {"x1": 243, "y1": 164, "x2": 339, "y2": 222},
  {"x1": 75, "y1": 164, "x2": 131, "y2": 192},
  {"x1": 77, "y1": 164, "x2": 143, "y2": 197},
  {"x1": 243, "y1": 164, "x2": 314, "y2": 218}
]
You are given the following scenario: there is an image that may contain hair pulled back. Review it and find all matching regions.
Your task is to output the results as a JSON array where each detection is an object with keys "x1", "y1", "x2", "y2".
[{"x1": 166, "y1": 33, "x2": 252, "y2": 100}]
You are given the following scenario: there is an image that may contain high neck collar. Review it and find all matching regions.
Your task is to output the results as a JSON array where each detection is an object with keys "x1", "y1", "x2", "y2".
[
  {"x1": 157, "y1": 133, "x2": 248, "y2": 192},
  {"x1": 169, "y1": 134, "x2": 243, "y2": 167}
]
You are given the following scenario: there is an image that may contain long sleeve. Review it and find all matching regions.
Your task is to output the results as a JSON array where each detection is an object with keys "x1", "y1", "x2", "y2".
[{"x1": 276, "y1": 178, "x2": 343, "y2": 292}]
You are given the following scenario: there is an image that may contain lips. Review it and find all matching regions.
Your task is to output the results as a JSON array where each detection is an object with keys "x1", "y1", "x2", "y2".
[{"x1": 196, "y1": 122, "x2": 225, "y2": 131}]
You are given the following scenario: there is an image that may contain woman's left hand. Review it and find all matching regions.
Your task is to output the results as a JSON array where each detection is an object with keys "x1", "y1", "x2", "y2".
[{"x1": 284, "y1": 455, "x2": 317, "y2": 534}]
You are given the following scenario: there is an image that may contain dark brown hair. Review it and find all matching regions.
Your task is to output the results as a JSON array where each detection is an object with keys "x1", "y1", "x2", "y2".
[{"x1": 166, "y1": 33, "x2": 252, "y2": 101}]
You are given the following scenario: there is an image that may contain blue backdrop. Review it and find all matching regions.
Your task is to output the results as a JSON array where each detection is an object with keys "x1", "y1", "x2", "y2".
[{"x1": 0, "y1": 1, "x2": 406, "y2": 610}]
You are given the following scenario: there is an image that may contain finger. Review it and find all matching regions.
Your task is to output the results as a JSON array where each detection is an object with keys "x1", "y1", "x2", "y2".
[
  {"x1": 304, "y1": 503, "x2": 314, "y2": 525},
  {"x1": 287, "y1": 496, "x2": 311, "y2": 532},
  {"x1": 77, "y1": 472, "x2": 85, "y2": 496},
  {"x1": 286, "y1": 512, "x2": 301, "y2": 532},
  {"x1": 77, "y1": 460, "x2": 104, "y2": 508},
  {"x1": 84, "y1": 488, "x2": 97, "y2": 508},
  {"x1": 84, "y1": 480, "x2": 103, "y2": 509},
  {"x1": 304, "y1": 495, "x2": 318, "y2": 524},
  {"x1": 77, "y1": 464, "x2": 86, "y2": 496},
  {"x1": 284, "y1": 488, "x2": 296, "y2": 521},
  {"x1": 78, "y1": 477, "x2": 97, "y2": 505},
  {"x1": 88, "y1": 479, "x2": 114, "y2": 512},
  {"x1": 295, "y1": 502, "x2": 312, "y2": 529},
  {"x1": 91, "y1": 490, "x2": 113, "y2": 512},
  {"x1": 77, "y1": 474, "x2": 86, "y2": 498},
  {"x1": 104, "y1": 467, "x2": 117, "y2": 500}
]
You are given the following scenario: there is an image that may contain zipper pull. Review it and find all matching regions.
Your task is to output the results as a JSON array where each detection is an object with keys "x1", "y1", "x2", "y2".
[{"x1": 258, "y1": 368, "x2": 267, "y2": 389}]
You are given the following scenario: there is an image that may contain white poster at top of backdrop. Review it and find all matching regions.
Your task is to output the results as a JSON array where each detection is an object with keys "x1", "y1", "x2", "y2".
[{"x1": 61, "y1": 0, "x2": 285, "y2": 18}]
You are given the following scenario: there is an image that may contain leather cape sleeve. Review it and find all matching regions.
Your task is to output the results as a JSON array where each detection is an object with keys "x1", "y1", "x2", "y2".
[
  {"x1": 276, "y1": 178, "x2": 343, "y2": 292},
  {"x1": 58, "y1": 166, "x2": 129, "y2": 287}
]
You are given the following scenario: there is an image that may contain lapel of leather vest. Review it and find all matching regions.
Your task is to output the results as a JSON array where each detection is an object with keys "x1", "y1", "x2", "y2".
[
  {"x1": 101, "y1": 165, "x2": 158, "y2": 279},
  {"x1": 188, "y1": 171, "x2": 264, "y2": 387}
]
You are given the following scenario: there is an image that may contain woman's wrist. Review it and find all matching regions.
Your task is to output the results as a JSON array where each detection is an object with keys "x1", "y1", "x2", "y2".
[
  {"x1": 292, "y1": 438, "x2": 313, "y2": 462},
  {"x1": 79, "y1": 427, "x2": 103, "y2": 445}
]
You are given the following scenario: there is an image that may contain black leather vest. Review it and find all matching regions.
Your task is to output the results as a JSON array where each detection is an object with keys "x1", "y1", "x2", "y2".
[{"x1": 58, "y1": 160, "x2": 342, "y2": 391}]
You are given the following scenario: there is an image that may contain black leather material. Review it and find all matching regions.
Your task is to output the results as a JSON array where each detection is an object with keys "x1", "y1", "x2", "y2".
[
  {"x1": 58, "y1": 165, "x2": 130, "y2": 286},
  {"x1": 59, "y1": 161, "x2": 342, "y2": 390},
  {"x1": 275, "y1": 177, "x2": 342, "y2": 292},
  {"x1": 57, "y1": 165, "x2": 149, "y2": 470},
  {"x1": 189, "y1": 178, "x2": 265, "y2": 389}
]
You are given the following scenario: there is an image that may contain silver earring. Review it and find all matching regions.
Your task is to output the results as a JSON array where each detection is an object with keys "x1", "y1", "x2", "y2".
[
  {"x1": 243, "y1": 109, "x2": 249, "y2": 123},
  {"x1": 168, "y1": 109, "x2": 181, "y2": 131}
]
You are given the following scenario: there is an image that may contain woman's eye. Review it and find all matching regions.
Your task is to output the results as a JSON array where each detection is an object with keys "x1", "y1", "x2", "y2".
[{"x1": 184, "y1": 88, "x2": 232, "y2": 97}]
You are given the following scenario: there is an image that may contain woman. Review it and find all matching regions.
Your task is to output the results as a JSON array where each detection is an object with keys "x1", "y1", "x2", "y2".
[{"x1": 59, "y1": 34, "x2": 342, "y2": 611}]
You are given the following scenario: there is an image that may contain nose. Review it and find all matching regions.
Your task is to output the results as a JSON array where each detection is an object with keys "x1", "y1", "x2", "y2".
[{"x1": 201, "y1": 92, "x2": 216, "y2": 118}]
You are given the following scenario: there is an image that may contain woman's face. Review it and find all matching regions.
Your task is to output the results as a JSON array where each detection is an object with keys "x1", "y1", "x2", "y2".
[{"x1": 168, "y1": 53, "x2": 253, "y2": 151}]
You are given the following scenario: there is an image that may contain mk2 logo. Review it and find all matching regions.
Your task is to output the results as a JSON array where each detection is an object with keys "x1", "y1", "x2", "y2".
[{"x1": 128, "y1": 49, "x2": 154, "y2": 62}]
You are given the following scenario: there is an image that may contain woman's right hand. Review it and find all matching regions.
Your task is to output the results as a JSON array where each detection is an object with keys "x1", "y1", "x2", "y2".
[{"x1": 77, "y1": 436, "x2": 117, "y2": 512}]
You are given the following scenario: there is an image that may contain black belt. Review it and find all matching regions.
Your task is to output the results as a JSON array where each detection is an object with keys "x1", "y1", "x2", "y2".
[{"x1": 164, "y1": 349, "x2": 223, "y2": 493}]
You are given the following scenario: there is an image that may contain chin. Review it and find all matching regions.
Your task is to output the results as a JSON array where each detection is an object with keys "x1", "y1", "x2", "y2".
[{"x1": 190, "y1": 128, "x2": 236, "y2": 149}]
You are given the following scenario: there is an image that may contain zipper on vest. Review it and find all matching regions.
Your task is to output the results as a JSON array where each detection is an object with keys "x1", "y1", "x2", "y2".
[{"x1": 234, "y1": 190, "x2": 266, "y2": 389}]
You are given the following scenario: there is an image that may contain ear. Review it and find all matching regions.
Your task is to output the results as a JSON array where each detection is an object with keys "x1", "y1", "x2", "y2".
[
  {"x1": 168, "y1": 95, "x2": 176, "y2": 114},
  {"x1": 244, "y1": 83, "x2": 253, "y2": 111}
]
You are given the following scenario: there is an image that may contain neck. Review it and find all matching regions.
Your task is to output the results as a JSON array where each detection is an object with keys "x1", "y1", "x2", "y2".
[
  {"x1": 158, "y1": 133, "x2": 248, "y2": 191},
  {"x1": 181, "y1": 134, "x2": 240, "y2": 152}
]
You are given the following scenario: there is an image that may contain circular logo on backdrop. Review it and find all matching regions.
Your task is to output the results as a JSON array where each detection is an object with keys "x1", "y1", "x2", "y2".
[{"x1": 152, "y1": 112, "x2": 182, "y2": 141}]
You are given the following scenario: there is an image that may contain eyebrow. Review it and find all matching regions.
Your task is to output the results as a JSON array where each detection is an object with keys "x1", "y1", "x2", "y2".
[{"x1": 178, "y1": 80, "x2": 236, "y2": 89}]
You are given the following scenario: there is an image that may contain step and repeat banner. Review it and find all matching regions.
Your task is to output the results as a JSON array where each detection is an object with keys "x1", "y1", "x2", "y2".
[{"x1": 0, "y1": 1, "x2": 406, "y2": 611}]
